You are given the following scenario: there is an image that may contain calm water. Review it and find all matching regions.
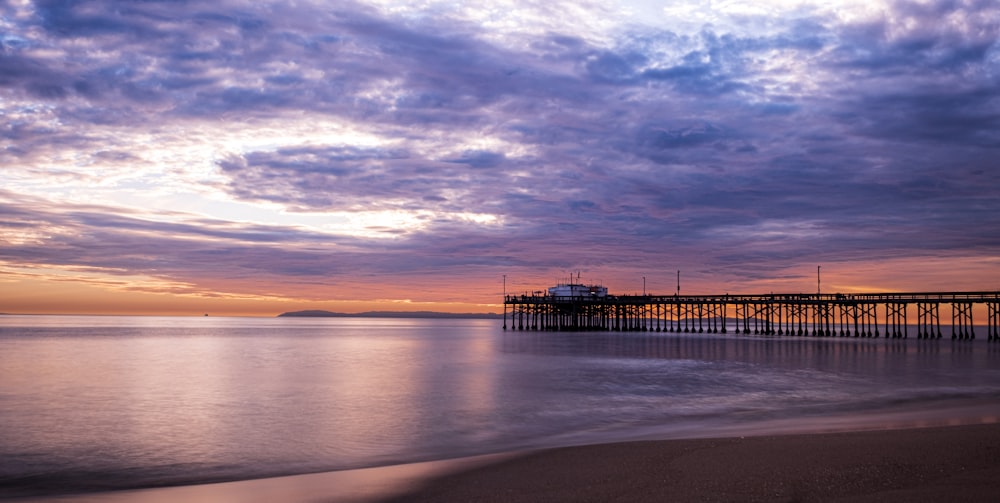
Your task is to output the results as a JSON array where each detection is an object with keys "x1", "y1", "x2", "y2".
[{"x1": 2, "y1": 315, "x2": 1000, "y2": 498}]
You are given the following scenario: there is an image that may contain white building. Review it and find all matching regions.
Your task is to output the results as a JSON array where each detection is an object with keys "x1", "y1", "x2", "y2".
[{"x1": 547, "y1": 283, "x2": 608, "y2": 298}]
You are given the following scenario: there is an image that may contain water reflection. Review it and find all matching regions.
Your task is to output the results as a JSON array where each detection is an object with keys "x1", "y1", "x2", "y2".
[
  {"x1": 501, "y1": 330, "x2": 1000, "y2": 370},
  {"x1": 501, "y1": 330, "x2": 1000, "y2": 433}
]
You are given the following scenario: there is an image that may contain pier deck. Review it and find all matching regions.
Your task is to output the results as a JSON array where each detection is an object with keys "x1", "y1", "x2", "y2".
[{"x1": 503, "y1": 291, "x2": 1000, "y2": 340}]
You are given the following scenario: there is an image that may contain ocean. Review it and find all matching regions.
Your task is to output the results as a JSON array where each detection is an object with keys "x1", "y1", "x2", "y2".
[{"x1": 2, "y1": 315, "x2": 1000, "y2": 499}]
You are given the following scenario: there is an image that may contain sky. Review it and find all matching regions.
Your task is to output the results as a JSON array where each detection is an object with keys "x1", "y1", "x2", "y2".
[{"x1": 1, "y1": 0, "x2": 999, "y2": 316}]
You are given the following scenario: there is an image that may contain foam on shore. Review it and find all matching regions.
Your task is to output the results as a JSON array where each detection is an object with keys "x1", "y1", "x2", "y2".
[{"x1": 23, "y1": 452, "x2": 517, "y2": 503}]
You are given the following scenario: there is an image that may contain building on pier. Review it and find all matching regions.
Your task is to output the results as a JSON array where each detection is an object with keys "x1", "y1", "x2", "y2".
[{"x1": 548, "y1": 283, "x2": 608, "y2": 298}]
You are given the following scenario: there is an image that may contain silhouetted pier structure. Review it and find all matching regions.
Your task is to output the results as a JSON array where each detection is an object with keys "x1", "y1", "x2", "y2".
[{"x1": 503, "y1": 291, "x2": 1000, "y2": 341}]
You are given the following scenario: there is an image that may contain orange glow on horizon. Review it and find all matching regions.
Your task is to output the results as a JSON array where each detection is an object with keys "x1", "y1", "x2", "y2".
[
  {"x1": 2, "y1": 254, "x2": 997, "y2": 317},
  {"x1": 0, "y1": 273, "x2": 503, "y2": 317}
]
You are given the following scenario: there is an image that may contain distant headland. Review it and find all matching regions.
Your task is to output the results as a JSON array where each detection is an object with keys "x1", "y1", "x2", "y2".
[{"x1": 278, "y1": 310, "x2": 501, "y2": 319}]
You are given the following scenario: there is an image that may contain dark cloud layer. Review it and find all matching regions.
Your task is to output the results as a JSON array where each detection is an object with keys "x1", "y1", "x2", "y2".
[{"x1": 2, "y1": 0, "x2": 999, "y2": 303}]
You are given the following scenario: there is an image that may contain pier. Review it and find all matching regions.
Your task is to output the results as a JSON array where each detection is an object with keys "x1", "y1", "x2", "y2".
[{"x1": 503, "y1": 290, "x2": 1000, "y2": 341}]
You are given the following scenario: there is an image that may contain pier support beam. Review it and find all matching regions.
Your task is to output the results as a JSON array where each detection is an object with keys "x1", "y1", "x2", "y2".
[
  {"x1": 917, "y1": 303, "x2": 942, "y2": 339},
  {"x1": 989, "y1": 303, "x2": 1000, "y2": 342},
  {"x1": 886, "y1": 303, "x2": 907, "y2": 339},
  {"x1": 952, "y1": 303, "x2": 974, "y2": 340}
]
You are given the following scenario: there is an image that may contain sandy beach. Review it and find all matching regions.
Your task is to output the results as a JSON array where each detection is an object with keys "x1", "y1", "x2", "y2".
[
  {"x1": 33, "y1": 422, "x2": 1000, "y2": 503},
  {"x1": 386, "y1": 423, "x2": 1000, "y2": 503}
]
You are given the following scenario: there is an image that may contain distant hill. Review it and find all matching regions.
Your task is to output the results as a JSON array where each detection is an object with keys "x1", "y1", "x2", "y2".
[{"x1": 278, "y1": 310, "x2": 501, "y2": 319}]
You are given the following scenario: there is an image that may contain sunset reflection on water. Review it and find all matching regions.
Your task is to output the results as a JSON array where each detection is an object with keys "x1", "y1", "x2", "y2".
[{"x1": 2, "y1": 315, "x2": 1000, "y2": 498}]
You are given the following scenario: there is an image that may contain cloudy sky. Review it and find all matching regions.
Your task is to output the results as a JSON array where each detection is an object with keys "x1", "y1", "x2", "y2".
[{"x1": 2, "y1": 0, "x2": 999, "y2": 315}]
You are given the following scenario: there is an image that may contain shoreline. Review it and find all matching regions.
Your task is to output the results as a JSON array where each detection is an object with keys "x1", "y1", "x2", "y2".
[
  {"x1": 15, "y1": 452, "x2": 520, "y2": 503},
  {"x1": 21, "y1": 419, "x2": 1000, "y2": 503}
]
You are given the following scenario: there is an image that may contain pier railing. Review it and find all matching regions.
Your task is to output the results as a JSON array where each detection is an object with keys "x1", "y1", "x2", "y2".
[{"x1": 503, "y1": 291, "x2": 1000, "y2": 341}]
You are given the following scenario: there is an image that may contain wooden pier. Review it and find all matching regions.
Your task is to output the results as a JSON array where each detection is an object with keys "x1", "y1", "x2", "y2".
[{"x1": 503, "y1": 291, "x2": 1000, "y2": 341}]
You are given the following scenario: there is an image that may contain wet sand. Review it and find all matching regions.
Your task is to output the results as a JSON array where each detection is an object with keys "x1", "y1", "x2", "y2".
[
  {"x1": 32, "y1": 422, "x2": 1000, "y2": 503},
  {"x1": 386, "y1": 423, "x2": 1000, "y2": 503}
]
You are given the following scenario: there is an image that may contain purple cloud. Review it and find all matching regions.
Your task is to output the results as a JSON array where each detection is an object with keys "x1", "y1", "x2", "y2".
[{"x1": 2, "y1": 0, "x2": 999, "y2": 306}]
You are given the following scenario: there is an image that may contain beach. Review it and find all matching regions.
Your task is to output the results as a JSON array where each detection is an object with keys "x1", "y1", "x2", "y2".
[
  {"x1": 386, "y1": 422, "x2": 1000, "y2": 503},
  {"x1": 34, "y1": 422, "x2": 1000, "y2": 503}
]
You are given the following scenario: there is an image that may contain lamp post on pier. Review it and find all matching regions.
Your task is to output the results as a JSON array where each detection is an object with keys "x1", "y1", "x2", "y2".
[
  {"x1": 502, "y1": 274, "x2": 507, "y2": 330},
  {"x1": 817, "y1": 266, "x2": 821, "y2": 297}
]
